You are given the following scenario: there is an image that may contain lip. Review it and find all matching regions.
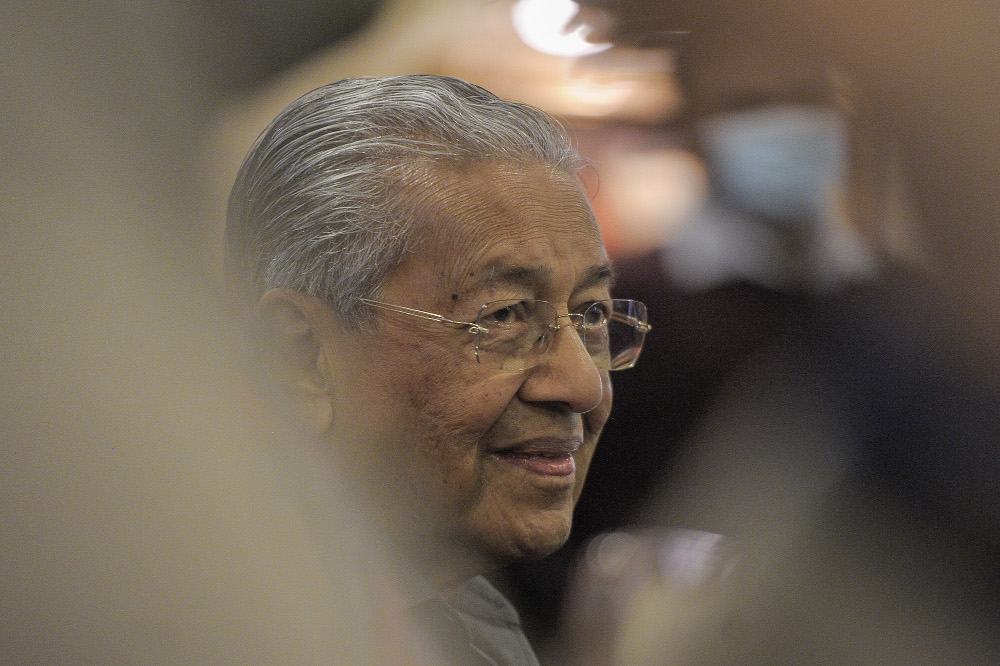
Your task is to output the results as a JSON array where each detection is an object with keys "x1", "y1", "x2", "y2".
[{"x1": 489, "y1": 437, "x2": 582, "y2": 477}]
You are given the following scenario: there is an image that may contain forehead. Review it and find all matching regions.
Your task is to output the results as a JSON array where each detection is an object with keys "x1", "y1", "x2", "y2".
[{"x1": 401, "y1": 161, "x2": 608, "y2": 295}]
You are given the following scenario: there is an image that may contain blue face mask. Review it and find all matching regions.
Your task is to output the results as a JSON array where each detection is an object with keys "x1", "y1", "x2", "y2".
[{"x1": 698, "y1": 105, "x2": 848, "y2": 224}]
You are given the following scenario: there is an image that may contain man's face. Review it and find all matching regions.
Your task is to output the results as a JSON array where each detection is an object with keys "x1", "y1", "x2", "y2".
[{"x1": 319, "y1": 162, "x2": 613, "y2": 576}]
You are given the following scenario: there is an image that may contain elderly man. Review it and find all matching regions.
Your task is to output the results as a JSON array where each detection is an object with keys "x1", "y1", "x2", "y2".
[{"x1": 226, "y1": 74, "x2": 650, "y2": 664}]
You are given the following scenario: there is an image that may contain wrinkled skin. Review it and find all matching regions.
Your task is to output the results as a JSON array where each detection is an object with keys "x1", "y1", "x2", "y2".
[{"x1": 302, "y1": 161, "x2": 613, "y2": 582}]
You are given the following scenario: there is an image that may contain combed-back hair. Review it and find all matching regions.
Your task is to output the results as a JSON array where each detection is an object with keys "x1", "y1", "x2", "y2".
[{"x1": 225, "y1": 74, "x2": 582, "y2": 327}]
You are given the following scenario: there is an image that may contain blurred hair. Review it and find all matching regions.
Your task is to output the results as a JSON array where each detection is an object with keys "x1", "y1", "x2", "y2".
[{"x1": 226, "y1": 74, "x2": 582, "y2": 327}]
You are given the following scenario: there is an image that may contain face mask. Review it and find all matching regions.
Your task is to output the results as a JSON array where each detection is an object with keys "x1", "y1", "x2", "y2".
[{"x1": 698, "y1": 105, "x2": 848, "y2": 225}]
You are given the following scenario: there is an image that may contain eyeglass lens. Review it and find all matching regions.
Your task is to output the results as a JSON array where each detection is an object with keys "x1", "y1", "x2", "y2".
[{"x1": 472, "y1": 299, "x2": 648, "y2": 372}]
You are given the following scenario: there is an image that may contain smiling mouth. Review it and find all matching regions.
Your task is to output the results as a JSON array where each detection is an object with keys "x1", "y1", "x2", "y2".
[{"x1": 490, "y1": 439, "x2": 580, "y2": 477}]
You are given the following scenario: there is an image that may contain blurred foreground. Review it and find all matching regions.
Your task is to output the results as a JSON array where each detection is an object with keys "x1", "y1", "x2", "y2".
[{"x1": 1, "y1": 4, "x2": 400, "y2": 662}]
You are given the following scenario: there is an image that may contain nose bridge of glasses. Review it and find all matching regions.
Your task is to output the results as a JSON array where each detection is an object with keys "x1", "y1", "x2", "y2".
[
  {"x1": 536, "y1": 311, "x2": 602, "y2": 380},
  {"x1": 549, "y1": 311, "x2": 585, "y2": 332}
]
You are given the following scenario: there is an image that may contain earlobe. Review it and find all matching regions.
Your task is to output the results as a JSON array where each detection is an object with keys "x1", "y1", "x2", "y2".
[{"x1": 255, "y1": 289, "x2": 336, "y2": 434}]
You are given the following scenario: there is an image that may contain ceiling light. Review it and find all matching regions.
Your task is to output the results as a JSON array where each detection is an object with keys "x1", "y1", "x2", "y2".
[{"x1": 511, "y1": 0, "x2": 612, "y2": 58}]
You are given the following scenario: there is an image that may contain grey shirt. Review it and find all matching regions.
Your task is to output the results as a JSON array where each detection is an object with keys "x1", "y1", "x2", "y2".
[{"x1": 410, "y1": 576, "x2": 540, "y2": 666}]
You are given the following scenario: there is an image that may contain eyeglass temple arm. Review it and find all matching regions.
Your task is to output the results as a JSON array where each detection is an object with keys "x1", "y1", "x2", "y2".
[
  {"x1": 359, "y1": 298, "x2": 487, "y2": 334},
  {"x1": 610, "y1": 310, "x2": 653, "y2": 333}
]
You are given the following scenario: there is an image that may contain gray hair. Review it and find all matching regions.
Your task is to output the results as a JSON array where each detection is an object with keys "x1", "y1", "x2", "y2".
[{"x1": 225, "y1": 74, "x2": 583, "y2": 326}]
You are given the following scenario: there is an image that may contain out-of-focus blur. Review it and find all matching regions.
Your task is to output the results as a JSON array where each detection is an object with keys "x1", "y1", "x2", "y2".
[
  {"x1": 1, "y1": 2, "x2": 411, "y2": 663},
  {"x1": 7, "y1": 0, "x2": 1000, "y2": 663}
]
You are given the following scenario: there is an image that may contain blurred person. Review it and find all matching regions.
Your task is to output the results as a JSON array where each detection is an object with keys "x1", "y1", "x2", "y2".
[
  {"x1": 507, "y1": 36, "x2": 876, "y2": 654},
  {"x1": 224, "y1": 74, "x2": 652, "y2": 665},
  {"x1": 1, "y1": 2, "x2": 422, "y2": 663},
  {"x1": 576, "y1": 44, "x2": 882, "y2": 553}
]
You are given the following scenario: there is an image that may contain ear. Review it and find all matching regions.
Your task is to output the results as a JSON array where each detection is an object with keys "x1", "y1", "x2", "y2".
[{"x1": 255, "y1": 288, "x2": 336, "y2": 435}]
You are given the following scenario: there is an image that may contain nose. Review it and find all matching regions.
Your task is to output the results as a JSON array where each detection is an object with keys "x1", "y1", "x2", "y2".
[{"x1": 517, "y1": 321, "x2": 604, "y2": 413}]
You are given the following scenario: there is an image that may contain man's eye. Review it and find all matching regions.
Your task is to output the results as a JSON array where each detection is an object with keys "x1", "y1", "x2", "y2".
[
  {"x1": 488, "y1": 306, "x2": 516, "y2": 325},
  {"x1": 580, "y1": 301, "x2": 610, "y2": 326},
  {"x1": 482, "y1": 301, "x2": 529, "y2": 326}
]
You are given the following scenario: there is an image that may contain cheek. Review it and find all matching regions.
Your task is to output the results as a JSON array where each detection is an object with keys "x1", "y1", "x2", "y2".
[
  {"x1": 404, "y1": 344, "x2": 504, "y2": 432},
  {"x1": 398, "y1": 354, "x2": 520, "y2": 505}
]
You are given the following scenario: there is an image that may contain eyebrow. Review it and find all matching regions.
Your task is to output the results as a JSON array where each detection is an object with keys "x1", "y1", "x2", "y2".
[
  {"x1": 468, "y1": 261, "x2": 615, "y2": 294},
  {"x1": 586, "y1": 263, "x2": 616, "y2": 290}
]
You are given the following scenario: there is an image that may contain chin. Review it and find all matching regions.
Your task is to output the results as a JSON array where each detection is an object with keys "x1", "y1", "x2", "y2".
[
  {"x1": 514, "y1": 535, "x2": 569, "y2": 562},
  {"x1": 478, "y1": 513, "x2": 574, "y2": 564}
]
